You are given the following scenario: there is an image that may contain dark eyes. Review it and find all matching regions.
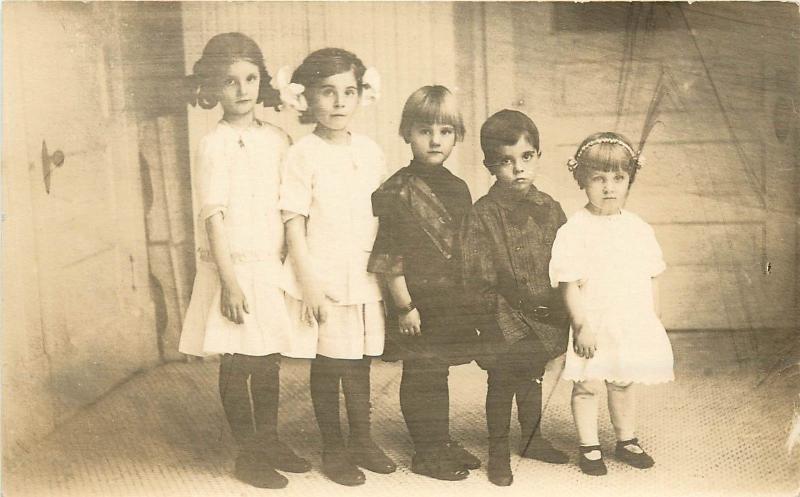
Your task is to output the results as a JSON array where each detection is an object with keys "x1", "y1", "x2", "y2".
[
  {"x1": 591, "y1": 174, "x2": 628, "y2": 182},
  {"x1": 416, "y1": 127, "x2": 454, "y2": 136},
  {"x1": 224, "y1": 74, "x2": 259, "y2": 86}
]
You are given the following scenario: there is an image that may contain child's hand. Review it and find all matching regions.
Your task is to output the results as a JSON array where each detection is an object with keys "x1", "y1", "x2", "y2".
[
  {"x1": 398, "y1": 308, "x2": 422, "y2": 337},
  {"x1": 302, "y1": 284, "x2": 337, "y2": 325},
  {"x1": 573, "y1": 324, "x2": 598, "y2": 359},
  {"x1": 221, "y1": 282, "x2": 249, "y2": 324}
]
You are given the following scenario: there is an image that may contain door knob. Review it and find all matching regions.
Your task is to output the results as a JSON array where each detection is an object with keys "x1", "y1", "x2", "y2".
[{"x1": 42, "y1": 140, "x2": 65, "y2": 194}]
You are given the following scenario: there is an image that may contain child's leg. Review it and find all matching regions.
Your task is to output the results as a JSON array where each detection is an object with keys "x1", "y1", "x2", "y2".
[
  {"x1": 311, "y1": 356, "x2": 367, "y2": 485},
  {"x1": 515, "y1": 345, "x2": 547, "y2": 444},
  {"x1": 219, "y1": 354, "x2": 254, "y2": 450},
  {"x1": 486, "y1": 366, "x2": 515, "y2": 485},
  {"x1": 341, "y1": 356, "x2": 396, "y2": 474},
  {"x1": 249, "y1": 354, "x2": 280, "y2": 444},
  {"x1": 219, "y1": 354, "x2": 288, "y2": 488},
  {"x1": 402, "y1": 359, "x2": 470, "y2": 480},
  {"x1": 341, "y1": 356, "x2": 372, "y2": 444},
  {"x1": 400, "y1": 359, "x2": 450, "y2": 453},
  {"x1": 607, "y1": 381, "x2": 654, "y2": 468},
  {"x1": 606, "y1": 381, "x2": 636, "y2": 442},
  {"x1": 571, "y1": 380, "x2": 603, "y2": 449},
  {"x1": 571, "y1": 380, "x2": 607, "y2": 476},
  {"x1": 250, "y1": 354, "x2": 310, "y2": 472},
  {"x1": 310, "y1": 355, "x2": 345, "y2": 449}
]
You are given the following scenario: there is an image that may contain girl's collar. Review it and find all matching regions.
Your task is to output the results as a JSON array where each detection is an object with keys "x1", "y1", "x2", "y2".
[
  {"x1": 583, "y1": 205, "x2": 624, "y2": 218},
  {"x1": 312, "y1": 129, "x2": 353, "y2": 147},
  {"x1": 219, "y1": 117, "x2": 263, "y2": 131}
]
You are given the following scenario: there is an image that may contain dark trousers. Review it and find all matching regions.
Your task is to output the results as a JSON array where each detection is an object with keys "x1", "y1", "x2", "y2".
[
  {"x1": 219, "y1": 353, "x2": 281, "y2": 455},
  {"x1": 309, "y1": 356, "x2": 373, "y2": 450},
  {"x1": 399, "y1": 359, "x2": 451, "y2": 453},
  {"x1": 485, "y1": 337, "x2": 549, "y2": 460}
]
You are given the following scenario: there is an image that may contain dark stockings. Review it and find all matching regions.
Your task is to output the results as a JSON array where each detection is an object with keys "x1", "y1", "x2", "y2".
[
  {"x1": 218, "y1": 353, "x2": 280, "y2": 455},
  {"x1": 399, "y1": 359, "x2": 451, "y2": 453},
  {"x1": 310, "y1": 356, "x2": 373, "y2": 450}
]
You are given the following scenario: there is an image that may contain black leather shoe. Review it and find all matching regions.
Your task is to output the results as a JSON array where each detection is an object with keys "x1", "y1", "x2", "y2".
[
  {"x1": 234, "y1": 454, "x2": 288, "y2": 489},
  {"x1": 349, "y1": 438, "x2": 397, "y2": 474},
  {"x1": 615, "y1": 438, "x2": 655, "y2": 469},
  {"x1": 411, "y1": 447, "x2": 470, "y2": 481},
  {"x1": 265, "y1": 439, "x2": 311, "y2": 473},
  {"x1": 322, "y1": 448, "x2": 365, "y2": 486},
  {"x1": 578, "y1": 445, "x2": 607, "y2": 476},
  {"x1": 446, "y1": 439, "x2": 481, "y2": 470},
  {"x1": 520, "y1": 436, "x2": 569, "y2": 464}
]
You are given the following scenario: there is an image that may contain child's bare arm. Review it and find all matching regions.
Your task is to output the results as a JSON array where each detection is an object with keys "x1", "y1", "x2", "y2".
[
  {"x1": 206, "y1": 213, "x2": 248, "y2": 324},
  {"x1": 386, "y1": 274, "x2": 422, "y2": 336},
  {"x1": 651, "y1": 276, "x2": 661, "y2": 318},
  {"x1": 560, "y1": 281, "x2": 597, "y2": 359},
  {"x1": 285, "y1": 215, "x2": 329, "y2": 323}
]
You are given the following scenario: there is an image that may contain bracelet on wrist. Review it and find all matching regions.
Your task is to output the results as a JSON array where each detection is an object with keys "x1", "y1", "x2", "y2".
[{"x1": 395, "y1": 302, "x2": 416, "y2": 315}]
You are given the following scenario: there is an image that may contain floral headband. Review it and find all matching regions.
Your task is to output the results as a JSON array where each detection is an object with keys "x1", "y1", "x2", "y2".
[
  {"x1": 273, "y1": 66, "x2": 381, "y2": 112},
  {"x1": 566, "y1": 137, "x2": 645, "y2": 172}
]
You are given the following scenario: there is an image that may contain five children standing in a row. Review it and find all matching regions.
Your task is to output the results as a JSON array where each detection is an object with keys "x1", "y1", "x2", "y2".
[{"x1": 180, "y1": 32, "x2": 674, "y2": 489}]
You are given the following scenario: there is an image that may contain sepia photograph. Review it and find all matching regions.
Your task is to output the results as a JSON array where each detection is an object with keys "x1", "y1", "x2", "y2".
[{"x1": 2, "y1": 1, "x2": 799, "y2": 496}]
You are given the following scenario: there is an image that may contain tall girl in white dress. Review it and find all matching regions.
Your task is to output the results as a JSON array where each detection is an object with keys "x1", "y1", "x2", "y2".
[
  {"x1": 549, "y1": 132, "x2": 674, "y2": 476},
  {"x1": 277, "y1": 48, "x2": 396, "y2": 486},
  {"x1": 179, "y1": 32, "x2": 309, "y2": 489}
]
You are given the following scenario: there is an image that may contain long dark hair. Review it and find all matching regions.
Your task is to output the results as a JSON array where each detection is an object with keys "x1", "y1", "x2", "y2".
[{"x1": 185, "y1": 32, "x2": 279, "y2": 110}]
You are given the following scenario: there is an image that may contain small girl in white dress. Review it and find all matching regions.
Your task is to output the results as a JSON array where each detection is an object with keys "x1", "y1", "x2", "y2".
[
  {"x1": 549, "y1": 131, "x2": 674, "y2": 476},
  {"x1": 180, "y1": 33, "x2": 309, "y2": 489},
  {"x1": 278, "y1": 48, "x2": 395, "y2": 486}
]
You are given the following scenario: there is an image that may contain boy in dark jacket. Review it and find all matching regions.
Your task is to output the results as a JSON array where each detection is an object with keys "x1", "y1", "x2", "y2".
[{"x1": 461, "y1": 109, "x2": 570, "y2": 486}]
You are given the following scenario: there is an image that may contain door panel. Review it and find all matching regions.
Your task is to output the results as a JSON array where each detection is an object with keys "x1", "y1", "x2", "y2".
[{"x1": 11, "y1": 3, "x2": 158, "y2": 418}]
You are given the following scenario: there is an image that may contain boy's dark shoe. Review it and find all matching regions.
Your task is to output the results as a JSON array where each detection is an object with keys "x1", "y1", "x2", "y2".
[
  {"x1": 234, "y1": 453, "x2": 289, "y2": 489},
  {"x1": 578, "y1": 445, "x2": 607, "y2": 476},
  {"x1": 520, "y1": 435, "x2": 569, "y2": 464},
  {"x1": 348, "y1": 438, "x2": 397, "y2": 474},
  {"x1": 488, "y1": 439, "x2": 513, "y2": 486},
  {"x1": 322, "y1": 448, "x2": 366, "y2": 486},
  {"x1": 412, "y1": 446, "x2": 470, "y2": 481},
  {"x1": 487, "y1": 456, "x2": 513, "y2": 486},
  {"x1": 446, "y1": 439, "x2": 481, "y2": 470},
  {"x1": 615, "y1": 438, "x2": 655, "y2": 469}
]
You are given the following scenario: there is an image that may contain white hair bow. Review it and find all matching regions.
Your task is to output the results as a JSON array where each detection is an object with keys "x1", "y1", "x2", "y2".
[
  {"x1": 361, "y1": 67, "x2": 381, "y2": 107},
  {"x1": 275, "y1": 66, "x2": 307, "y2": 112}
]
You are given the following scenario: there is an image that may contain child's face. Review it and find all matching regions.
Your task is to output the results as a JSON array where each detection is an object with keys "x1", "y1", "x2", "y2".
[
  {"x1": 407, "y1": 122, "x2": 456, "y2": 167},
  {"x1": 218, "y1": 59, "x2": 260, "y2": 118},
  {"x1": 584, "y1": 169, "x2": 630, "y2": 215},
  {"x1": 487, "y1": 135, "x2": 540, "y2": 194},
  {"x1": 306, "y1": 70, "x2": 360, "y2": 132}
]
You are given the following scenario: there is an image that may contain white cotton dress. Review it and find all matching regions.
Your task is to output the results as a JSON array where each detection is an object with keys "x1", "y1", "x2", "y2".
[
  {"x1": 549, "y1": 208, "x2": 674, "y2": 384},
  {"x1": 179, "y1": 120, "x2": 293, "y2": 357},
  {"x1": 279, "y1": 132, "x2": 387, "y2": 360}
]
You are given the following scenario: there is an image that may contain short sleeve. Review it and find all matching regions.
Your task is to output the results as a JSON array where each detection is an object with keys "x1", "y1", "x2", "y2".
[
  {"x1": 642, "y1": 223, "x2": 667, "y2": 277},
  {"x1": 368, "y1": 214, "x2": 404, "y2": 275},
  {"x1": 548, "y1": 222, "x2": 586, "y2": 287},
  {"x1": 196, "y1": 136, "x2": 230, "y2": 221},
  {"x1": 278, "y1": 145, "x2": 313, "y2": 222}
]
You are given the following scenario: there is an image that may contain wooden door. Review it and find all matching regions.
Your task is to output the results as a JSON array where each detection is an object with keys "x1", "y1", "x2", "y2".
[{"x1": 4, "y1": 3, "x2": 158, "y2": 420}]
